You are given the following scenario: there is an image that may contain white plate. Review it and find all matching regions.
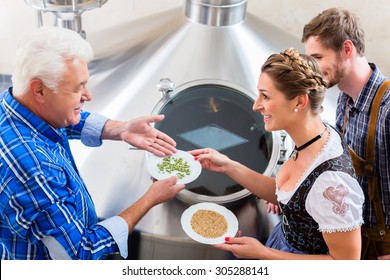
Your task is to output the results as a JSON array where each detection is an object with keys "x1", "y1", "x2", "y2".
[
  {"x1": 146, "y1": 150, "x2": 201, "y2": 184},
  {"x1": 180, "y1": 202, "x2": 239, "y2": 244}
]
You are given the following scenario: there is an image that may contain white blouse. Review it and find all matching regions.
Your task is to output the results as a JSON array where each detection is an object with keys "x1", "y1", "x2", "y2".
[{"x1": 276, "y1": 126, "x2": 364, "y2": 233}]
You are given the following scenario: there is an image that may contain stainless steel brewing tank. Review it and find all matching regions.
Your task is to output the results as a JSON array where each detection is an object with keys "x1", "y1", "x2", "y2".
[{"x1": 70, "y1": 1, "x2": 335, "y2": 259}]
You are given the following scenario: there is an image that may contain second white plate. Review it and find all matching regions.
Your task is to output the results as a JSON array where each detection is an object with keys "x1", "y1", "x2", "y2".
[{"x1": 181, "y1": 202, "x2": 239, "y2": 244}]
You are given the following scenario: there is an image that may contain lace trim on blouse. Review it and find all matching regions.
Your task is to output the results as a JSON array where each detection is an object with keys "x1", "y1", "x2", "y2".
[{"x1": 319, "y1": 222, "x2": 363, "y2": 233}]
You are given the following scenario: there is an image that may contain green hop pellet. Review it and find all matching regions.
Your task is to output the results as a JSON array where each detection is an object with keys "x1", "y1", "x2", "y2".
[{"x1": 157, "y1": 156, "x2": 191, "y2": 179}]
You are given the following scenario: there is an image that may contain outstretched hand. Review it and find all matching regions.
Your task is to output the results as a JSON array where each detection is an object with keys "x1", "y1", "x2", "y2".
[
  {"x1": 116, "y1": 115, "x2": 177, "y2": 156},
  {"x1": 189, "y1": 148, "x2": 232, "y2": 173}
]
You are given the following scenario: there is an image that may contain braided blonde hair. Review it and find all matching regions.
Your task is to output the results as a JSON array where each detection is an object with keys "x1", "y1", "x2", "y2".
[{"x1": 261, "y1": 48, "x2": 327, "y2": 114}]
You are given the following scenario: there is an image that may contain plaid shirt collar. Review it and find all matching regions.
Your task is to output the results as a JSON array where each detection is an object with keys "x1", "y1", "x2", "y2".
[
  {"x1": 340, "y1": 63, "x2": 387, "y2": 113},
  {"x1": 2, "y1": 88, "x2": 65, "y2": 143}
]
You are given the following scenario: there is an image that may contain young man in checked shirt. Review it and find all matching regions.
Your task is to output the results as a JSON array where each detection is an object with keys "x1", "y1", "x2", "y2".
[
  {"x1": 302, "y1": 7, "x2": 390, "y2": 259},
  {"x1": 0, "y1": 26, "x2": 184, "y2": 260}
]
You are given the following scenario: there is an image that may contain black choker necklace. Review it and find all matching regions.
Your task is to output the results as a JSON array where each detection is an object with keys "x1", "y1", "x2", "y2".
[{"x1": 291, "y1": 126, "x2": 327, "y2": 161}]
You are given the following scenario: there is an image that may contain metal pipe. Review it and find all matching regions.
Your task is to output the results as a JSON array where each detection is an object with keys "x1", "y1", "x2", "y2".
[
  {"x1": 72, "y1": 0, "x2": 77, "y2": 12},
  {"x1": 36, "y1": 10, "x2": 43, "y2": 28},
  {"x1": 185, "y1": 0, "x2": 247, "y2": 26},
  {"x1": 25, "y1": 0, "x2": 108, "y2": 38}
]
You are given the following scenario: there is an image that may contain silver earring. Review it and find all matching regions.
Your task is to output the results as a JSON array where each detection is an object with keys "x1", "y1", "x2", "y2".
[{"x1": 294, "y1": 108, "x2": 298, "y2": 112}]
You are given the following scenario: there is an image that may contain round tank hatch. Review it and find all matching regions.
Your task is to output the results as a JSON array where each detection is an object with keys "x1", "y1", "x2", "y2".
[{"x1": 153, "y1": 80, "x2": 280, "y2": 205}]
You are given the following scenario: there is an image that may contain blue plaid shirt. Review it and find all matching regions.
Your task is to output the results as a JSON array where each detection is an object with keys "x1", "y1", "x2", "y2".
[
  {"x1": 335, "y1": 63, "x2": 390, "y2": 228},
  {"x1": 0, "y1": 240, "x2": 13, "y2": 260},
  {"x1": 0, "y1": 89, "x2": 126, "y2": 259}
]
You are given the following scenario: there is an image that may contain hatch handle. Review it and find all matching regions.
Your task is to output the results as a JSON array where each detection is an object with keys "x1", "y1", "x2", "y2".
[{"x1": 157, "y1": 78, "x2": 175, "y2": 99}]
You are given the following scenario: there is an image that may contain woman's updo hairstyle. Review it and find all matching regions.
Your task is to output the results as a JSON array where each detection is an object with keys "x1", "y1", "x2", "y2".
[{"x1": 261, "y1": 48, "x2": 327, "y2": 114}]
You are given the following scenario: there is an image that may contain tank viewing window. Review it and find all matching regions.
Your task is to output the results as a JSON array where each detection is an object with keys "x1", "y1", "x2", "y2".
[
  {"x1": 155, "y1": 84, "x2": 273, "y2": 198},
  {"x1": 178, "y1": 124, "x2": 248, "y2": 151}
]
